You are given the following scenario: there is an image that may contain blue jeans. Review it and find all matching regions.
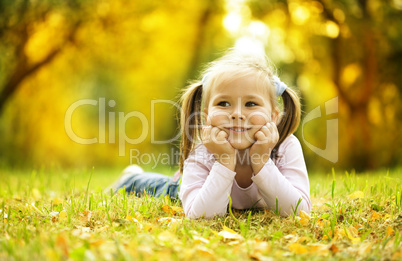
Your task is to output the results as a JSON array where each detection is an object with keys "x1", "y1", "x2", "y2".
[{"x1": 116, "y1": 172, "x2": 180, "y2": 199}]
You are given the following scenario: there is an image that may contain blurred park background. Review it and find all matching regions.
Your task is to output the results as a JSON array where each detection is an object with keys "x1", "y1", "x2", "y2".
[{"x1": 0, "y1": 0, "x2": 401, "y2": 172}]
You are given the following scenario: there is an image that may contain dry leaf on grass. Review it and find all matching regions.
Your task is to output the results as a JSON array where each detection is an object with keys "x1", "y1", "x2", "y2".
[
  {"x1": 59, "y1": 210, "x2": 67, "y2": 221},
  {"x1": 386, "y1": 226, "x2": 394, "y2": 237},
  {"x1": 79, "y1": 210, "x2": 92, "y2": 226},
  {"x1": 307, "y1": 244, "x2": 329, "y2": 256},
  {"x1": 329, "y1": 243, "x2": 339, "y2": 253},
  {"x1": 348, "y1": 191, "x2": 364, "y2": 200},
  {"x1": 161, "y1": 205, "x2": 184, "y2": 216},
  {"x1": 297, "y1": 236, "x2": 310, "y2": 244},
  {"x1": 332, "y1": 226, "x2": 360, "y2": 243},
  {"x1": 370, "y1": 211, "x2": 382, "y2": 221},
  {"x1": 51, "y1": 197, "x2": 63, "y2": 205},
  {"x1": 215, "y1": 226, "x2": 244, "y2": 243},
  {"x1": 193, "y1": 235, "x2": 210, "y2": 244},
  {"x1": 299, "y1": 210, "x2": 311, "y2": 226},
  {"x1": 288, "y1": 242, "x2": 308, "y2": 254},
  {"x1": 156, "y1": 217, "x2": 182, "y2": 227}
]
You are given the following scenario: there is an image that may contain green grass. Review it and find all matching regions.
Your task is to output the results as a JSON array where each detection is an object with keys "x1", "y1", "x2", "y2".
[{"x1": 0, "y1": 167, "x2": 401, "y2": 260}]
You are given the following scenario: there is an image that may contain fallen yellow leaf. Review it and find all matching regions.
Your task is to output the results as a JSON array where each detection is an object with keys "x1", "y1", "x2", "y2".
[
  {"x1": 156, "y1": 217, "x2": 182, "y2": 226},
  {"x1": 143, "y1": 222, "x2": 155, "y2": 232},
  {"x1": 348, "y1": 191, "x2": 364, "y2": 200},
  {"x1": 52, "y1": 198, "x2": 63, "y2": 205},
  {"x1": 297, "y1": 236, "x2": 310, "y2": 243},
  {"x1": 79, "y1": 210, "x2": 92, "y2": 226},
  {"x1": 289, "y1": 242, "x2": 308, "y2": 254},
  {"x1": 346, "y1": 226, "x2": 360, "y2": 244},
  {"x1": 161, "y1": 204, "x2": 172, "y2": 214},
  {"x1": 333, "y1": 226, "x2": 360, "y2": 243},
  {"x1": 211, "y1": 230, "x2": 219, "y2": 237},
  {"x1": 370, "y1": 211, "x2": 382, "y2": 221},
  {"x1": 161, "y1": 205, "x2": 184, "y2": 216},
  {"x1": 126, "y1": 215, "x2": 135, "y2": 221},
  {"x1": 218, "y1": 226, "x2": 243, "y2": 242},
  {"x1": 299, "y1": 210, "x2": 311, "y2": 226},
  {"x1": 90, "y1": 239, "x2": 106, "y2": 247},
  {"x1": 193, "y1": 235, "x2": 209, "y2": 244},
  {"x1": 223, "y1": 226, "x2": 238, "y2": 234},
  {"x1": 307, "y1": 244, "x2": 329, "y2": 256},
  {"x1": 196, "y1": 245, "x2": 215, "y2": 258},
  {"x1": 329, "y1": 244, "x2": 339, "y2": 253},
  {"x1": 386, "y1": 226, "x2": 394, "y2": 237},
  {"x1": 59, "y1": 210, "x2": 67, "y2": 221}
]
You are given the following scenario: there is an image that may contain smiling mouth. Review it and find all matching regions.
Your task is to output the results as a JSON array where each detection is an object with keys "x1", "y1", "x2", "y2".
[{"x1": 226, "y1": 127, "x2": 252, "y2": 133}]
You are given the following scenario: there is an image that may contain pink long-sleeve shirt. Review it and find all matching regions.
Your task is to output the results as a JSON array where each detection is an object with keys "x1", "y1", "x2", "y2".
[{"x1": 178, "y1": 134, "x2": 310, "y2": 219}]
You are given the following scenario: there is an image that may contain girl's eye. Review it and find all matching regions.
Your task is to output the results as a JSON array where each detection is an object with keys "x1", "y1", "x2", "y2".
[
  {"x1": 217, "y1": 101, "x2": 230, "y2": 107},
  {"x1": 245, "y1": 101, "x2": 257, "y2": 107}
]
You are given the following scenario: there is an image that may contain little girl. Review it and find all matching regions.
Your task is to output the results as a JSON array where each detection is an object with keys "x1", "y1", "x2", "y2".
[{"x1": 106, "y1": 50, "x2": 310, "y2": 218}]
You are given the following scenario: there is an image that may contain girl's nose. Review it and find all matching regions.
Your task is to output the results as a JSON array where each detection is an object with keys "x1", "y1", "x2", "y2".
[
  {"x1": 231, "y1": 115, "x2": 244, "y2": 120},
  {"x1": 231, "y1": 110, "x2": 245, "y2": 120}
]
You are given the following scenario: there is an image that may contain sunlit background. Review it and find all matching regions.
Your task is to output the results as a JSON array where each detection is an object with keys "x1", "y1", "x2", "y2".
[{"x1": 0, "y1": 0, "x2": 401, "y2": 172}]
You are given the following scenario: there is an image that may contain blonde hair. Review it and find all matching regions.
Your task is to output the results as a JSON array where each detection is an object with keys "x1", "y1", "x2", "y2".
[{"x1": 179, "y1": 50, "x2": 301, "y2": 172}]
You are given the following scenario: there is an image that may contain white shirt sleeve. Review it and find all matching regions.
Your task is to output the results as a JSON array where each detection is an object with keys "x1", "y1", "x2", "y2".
[
  {"x1": 251, "y1": 135, "x2": 311, "y2": 216},
  {"x1": 179, "y1": 146, "x2": 236, "y2": 219},
  {"x1": 179, "y1": 135, "x2": 311, "y2": 219}
]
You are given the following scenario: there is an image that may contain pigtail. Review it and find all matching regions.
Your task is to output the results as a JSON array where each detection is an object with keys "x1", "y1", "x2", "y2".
[
  {"x1": 275, "y1": 87, "x2": 301, "y2": 153},
  {"x1": 179, "y1": 82, "x2": 203, "y2": 172}
]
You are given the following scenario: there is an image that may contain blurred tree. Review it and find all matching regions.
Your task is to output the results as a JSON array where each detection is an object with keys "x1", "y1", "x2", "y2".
[
  {"x1": 248, "y1": 0, "x2": 402, "y2": 170},
  {"x1": 0, "y1": 0, "x2": 228, "y2": 168},
  {"x1": 0, "y1": 0, "x2": 83, "y2": 113}
]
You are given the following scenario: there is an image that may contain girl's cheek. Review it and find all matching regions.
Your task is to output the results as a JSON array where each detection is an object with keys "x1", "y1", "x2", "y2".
[
  {"x1": 212, "y1": 116, "x2": 227, "y2": 126},
  {"x1": 207, "y1": 110, "x2": 230, "y2": 127},
  {"x1": 247, "y1": 113, "x2": 270, "y2": 126}
]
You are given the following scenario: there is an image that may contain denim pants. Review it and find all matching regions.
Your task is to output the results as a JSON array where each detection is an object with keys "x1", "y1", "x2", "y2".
[{"x1": 116, "y1": 172, "x2": 180, "y2": 199}]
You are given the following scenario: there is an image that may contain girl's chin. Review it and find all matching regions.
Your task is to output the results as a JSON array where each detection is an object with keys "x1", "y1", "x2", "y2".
[{"x1": 228, "y1": 140, "x2": 254, "y2": 150}]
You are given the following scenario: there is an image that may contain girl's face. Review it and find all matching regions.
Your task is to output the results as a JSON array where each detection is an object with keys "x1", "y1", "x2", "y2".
[{"x1": 204, "y1": 75, "x2": 278, "y2": 150}]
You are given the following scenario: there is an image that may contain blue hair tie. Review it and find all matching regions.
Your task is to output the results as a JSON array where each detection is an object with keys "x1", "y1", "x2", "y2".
[{"x1": 273, "y1": 76, "x2": 287, "y2": 97}]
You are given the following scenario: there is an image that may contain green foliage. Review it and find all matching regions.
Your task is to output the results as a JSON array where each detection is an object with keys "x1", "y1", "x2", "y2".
[{"x1": 0, "y1": 0, "x2": 401, "y2": 170}]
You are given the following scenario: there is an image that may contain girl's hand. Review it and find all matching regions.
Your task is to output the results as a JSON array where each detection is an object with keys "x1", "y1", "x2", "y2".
[
  {"x1": 202, "y1": 126, "x2": 236, "y2": 170},
  {"x1": 249, "y1": 122, "x2": 279, "y2": 174}
]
